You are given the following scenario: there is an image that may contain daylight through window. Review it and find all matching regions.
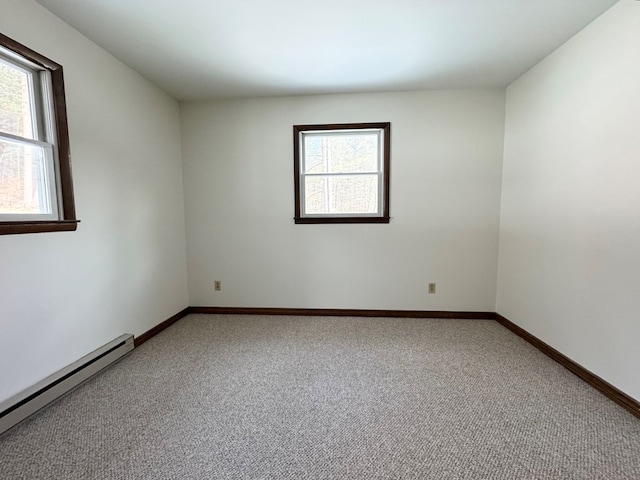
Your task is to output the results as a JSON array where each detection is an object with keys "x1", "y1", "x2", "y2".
[
  {"x1": 0, "y1": 33, "x2": 77, "y2": 235},
  {"x1": 293, "y1": 123, "x2": 390, "y2": 224}
]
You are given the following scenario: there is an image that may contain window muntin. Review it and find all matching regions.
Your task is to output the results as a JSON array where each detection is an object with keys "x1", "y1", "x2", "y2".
[
  {"x1": 0, "y1": 33, "x2": 77, "y2": 234},
  {"x1": 294, "y1": 123, "x2": 390, "y2": 224}
]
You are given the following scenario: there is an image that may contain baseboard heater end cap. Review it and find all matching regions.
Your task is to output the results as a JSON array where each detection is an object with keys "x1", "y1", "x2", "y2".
[{"x1": 0, "y1": 334, "x2": 134, "y2": 436}]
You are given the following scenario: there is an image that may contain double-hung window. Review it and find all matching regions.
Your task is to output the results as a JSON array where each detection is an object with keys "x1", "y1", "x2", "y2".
[
  {"x1": 0, "y1": 33, "x2": 77, "y2": 235},
  {"x1": 293, "y1": 122, "x2": 390, "y2": 224}
]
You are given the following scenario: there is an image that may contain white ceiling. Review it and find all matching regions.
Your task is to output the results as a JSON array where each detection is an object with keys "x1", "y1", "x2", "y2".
[{"x1": 35, "y1": 0, "x2": 618, "y2": 101}]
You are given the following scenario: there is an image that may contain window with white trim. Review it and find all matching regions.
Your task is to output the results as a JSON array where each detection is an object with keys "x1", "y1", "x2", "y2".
[
  {"x1": 0, "y1": 33, "x2": 77, "y2": 235},
  {"x1": 293, "y1": 122, "x2": 390, "y2": 224}
]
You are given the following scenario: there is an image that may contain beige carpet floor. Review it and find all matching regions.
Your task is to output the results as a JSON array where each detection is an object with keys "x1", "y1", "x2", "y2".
[{"x1": 1, "y1": 314, "x2": 639, "y2": 479}]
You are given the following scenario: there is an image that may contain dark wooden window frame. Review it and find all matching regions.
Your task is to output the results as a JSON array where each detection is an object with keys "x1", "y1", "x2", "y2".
[
  {"x1": 293, "y1": 122, "x2": 391, "y2": 224},
  {"x1": 0, "y1": 33, "x2": 78, "y2": 235}
]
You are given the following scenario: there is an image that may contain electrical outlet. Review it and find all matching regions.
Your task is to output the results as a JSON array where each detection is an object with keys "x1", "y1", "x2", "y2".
[
  {"x1": 214, "y1": 281, "x2": 222, "y2": 291},
  {"x1": 428, "y1": 283, "x2": 436, "y2": 294}
]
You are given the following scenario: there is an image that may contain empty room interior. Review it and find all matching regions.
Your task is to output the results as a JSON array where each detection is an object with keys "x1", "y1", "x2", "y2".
[{"x1": 1, "y1": 0, "x2": 639, "y2": 478}]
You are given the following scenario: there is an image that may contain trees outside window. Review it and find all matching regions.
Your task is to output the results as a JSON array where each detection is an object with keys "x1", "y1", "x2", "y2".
[{"x1": 293, "y1": 122, "x2": 390, "y2": 224}]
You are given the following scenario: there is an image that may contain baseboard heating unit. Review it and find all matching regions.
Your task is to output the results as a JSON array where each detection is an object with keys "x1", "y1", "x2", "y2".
[{"x1": 0, "y1": 334, "x2": 134, "y2": 436}]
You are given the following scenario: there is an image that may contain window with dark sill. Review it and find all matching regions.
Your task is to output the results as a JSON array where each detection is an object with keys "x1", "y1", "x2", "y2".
[
  {"x1": 0, "y1": 32, "x2": 77, "y2": 235},
  {"x1": 293, "y1": 122, "x2": 390, "y2": 224}
]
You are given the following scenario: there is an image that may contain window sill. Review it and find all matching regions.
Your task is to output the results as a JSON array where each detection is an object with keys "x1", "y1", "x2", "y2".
[
  {"x1": 0, "y1": 220, "x2": 80, "y2": 235},
  {"x1": 294, "y1": 216, "x2": 390, "y2": 224}
]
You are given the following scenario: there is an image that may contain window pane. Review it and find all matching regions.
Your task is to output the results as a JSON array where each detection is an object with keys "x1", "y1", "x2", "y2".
[
  {"x1": 0, "y1": 60, "x2": 35, "y2": 139},
  {"x1": 303, "y1": 135, "x2": 326, "y2": 174},
  {"x1": 304, "y1": 133, "x2": 378, "y2": 174},
  {"x1": 305, "y1": 174, "x2": 378, "y2": 215},
  {"x1": 0, "y1": 139, "x2": 52, "y2": 215}
]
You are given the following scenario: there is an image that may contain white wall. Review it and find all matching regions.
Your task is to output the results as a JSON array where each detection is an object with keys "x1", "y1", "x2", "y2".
[
  {"x1": 497, "y1": 0, "x2": 640, "y2": 401},
  {"x1": 181, "y1": 90, "x2": 505, "y2": 311},
  {"x1": 0, "y1": 0, "x2": 189, "y2": 403}
]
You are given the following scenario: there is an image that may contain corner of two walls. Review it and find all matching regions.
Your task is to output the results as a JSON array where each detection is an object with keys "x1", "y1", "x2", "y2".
[
  {"x1": 497, "y1": 0, "x2": 640, "y2": 402},
  {"x1": 2, "y1": 0, "x2": 505, "y2": 407},
  {"x1": 180, "y1": 89, "x2": 506, "y2": 313},
  {"x1": 0, "y1": 0, "x2": 189, "y2": 403},
  {"x1": 8, "y1": 0, "x2": 637, "y2": 411}
]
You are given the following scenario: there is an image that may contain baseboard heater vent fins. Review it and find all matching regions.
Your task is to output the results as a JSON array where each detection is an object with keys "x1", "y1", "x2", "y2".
[{"x1": 0, "y1": 334, "x2": 134, "y2": 436}]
